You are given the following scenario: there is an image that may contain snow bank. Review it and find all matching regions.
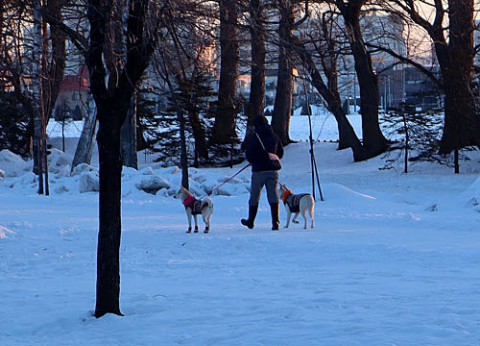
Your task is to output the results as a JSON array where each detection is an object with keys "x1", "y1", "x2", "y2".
[{"x1": 0, "y1": 150, "x2": 31, "y2": 178}]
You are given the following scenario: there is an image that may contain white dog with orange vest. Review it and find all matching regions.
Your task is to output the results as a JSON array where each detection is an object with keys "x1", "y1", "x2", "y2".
[{"x1": 278, "y1": 184, "x2": 315, "y2": 229}]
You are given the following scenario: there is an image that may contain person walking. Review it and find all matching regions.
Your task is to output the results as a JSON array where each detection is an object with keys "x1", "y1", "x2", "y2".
[{"x1": 241, "y1": 115, "x2": 284, "y2": 230}]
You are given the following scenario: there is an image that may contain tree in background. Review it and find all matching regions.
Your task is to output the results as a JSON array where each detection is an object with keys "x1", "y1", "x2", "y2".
[
  {"x1": 334, "y1": 0, "x2": 388, "y2": 159},
  {"x1": 212, "y1": 0, "x2": 240, "y2": 145},
  {"x1": 120, "y1": 91, "x2": 139, "y2": 169},
  {"x1": 382, "y1": 110, "x2": 443, "y2": 173},
  {"x1": 289, "y1": 5, "x2": 365, "y2": 160},
  {"x1": 34, "y1": 0, "x2": 67, "y2": 194},
  {"x1": 0, "y1": 1, "x2": 33, "y2": 157},
  {"x1": 149, "y1": 0, "x2": 220, "y2": 174},
  {"x1": 0, "y1": 0, "x2": 66, "y2": 193},
  {"x1": 271, "y1": 0, "x2": 295, "y2": 145},
  {"x1": 383, "y1": 0, "x2": 480, "y2": 172},
  {"x1": 0, "y1": 89, "x2": 31, "y2": 157},
  {"x1": 242, "y1": 0, "x2": 267, "y2": 147}
]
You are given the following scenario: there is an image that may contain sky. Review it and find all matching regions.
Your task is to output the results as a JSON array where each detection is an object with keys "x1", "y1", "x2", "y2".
[{"x1": 1, "y1": 107, "x2": 480, "y2": 346}]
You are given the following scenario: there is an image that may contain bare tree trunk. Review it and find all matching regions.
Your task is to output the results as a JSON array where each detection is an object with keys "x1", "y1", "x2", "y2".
[
  {"x1": 95, "y1": 107, "x2": 124, "y2": 317},
  {"x1": 291, "y1": 35, "x2": 364, "y2": 160},
  {"x1": 30, "y1": 0, "x2": 67, "y2": 193},
  {"x1": 121, "y1": 94, "x2": 138, "y2": 169},
  {"x1": 85, "y1": 0, "x2": 158, "y2": 318},
  {"x1": 213, "y1": 0, "x2": 239, "y2": 145},
  {"x1": 436, "y1": 0, "x2": 480, "y2": 154},
  {"x1": 272, "y1": 0, "x2": 294, "y2": 145},
  {"x1": 246, "y1": 0, "x2": 266, "y2": 123},
  {"x1": 388, "y1": 0, "x2": 480, "y2": 156},
  {"x1": 41, "y1": 0, "x2": 66, "y2": 121},
  {"x1": 285, "y1": 3, "x2": 364, "y2": 154},
  {"x1": 185, "y1": 69, "x2": 209, "y2": 163},
  {"x1": 336, "y1": 0, "x2": 388, "y2": 159},
  {"x1": 242, "y1": 0, "x2": 266, "y2": 148},
  {"x1": 178, "y1": 114, "x2": 189, "y2": 188},
  {"x1": 153, "y1": 50, "x2": 190, "y2": 188},
  {"x1": 187, "y1": 109, "x2": 209, "y2": 165},
  {"x1": 71, "y1": 109, "x2": 97, "y2": 170},
  {"x1": 32, "y1": 2, "x2": 46, "y2": 193}
]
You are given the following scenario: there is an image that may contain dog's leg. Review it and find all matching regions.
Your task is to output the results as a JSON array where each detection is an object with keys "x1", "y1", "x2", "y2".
[
  {"x1": 284, "y1": 209, "x2": 292, "y2": 228},
  {"x1": 300, "y1": 209, "x2": 308, "y2": 229},
  {"x1": 193, "y1": 215, "x2": 199, "y2": 233},
  {"x1": 186, "y1": 210, "x2": 193, "y2": 233},
  {"x1": 292, "y1": 212, "x2": 300, "y2": 224},
  {"x1": 310, "y1": 205, "x2": 315, "y2": 229},
  {"x1": 202, "y1": 212, "x2": 209, "y2": 233},
  {"x1": 202, "y1": 211, "x2": 211, "y2": 234}
]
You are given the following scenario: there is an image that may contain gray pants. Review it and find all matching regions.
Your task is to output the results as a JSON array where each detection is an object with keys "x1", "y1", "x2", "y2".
[{"x1": 249, "y1": 171, "x2": 279, "y2": 206}]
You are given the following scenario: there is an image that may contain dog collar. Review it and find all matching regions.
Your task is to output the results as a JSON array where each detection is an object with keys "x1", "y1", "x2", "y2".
[
  {"x1": 281, "y1": 189, "x2": 293, "y2": 204},
  {"x1": 183, "y1": 195, "x2": 196, "y2": 208}
]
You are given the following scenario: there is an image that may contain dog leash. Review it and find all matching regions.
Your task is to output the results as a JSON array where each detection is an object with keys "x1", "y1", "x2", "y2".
[{"x1": 199, "y1": 163, "x2": 251, "y2": 199}]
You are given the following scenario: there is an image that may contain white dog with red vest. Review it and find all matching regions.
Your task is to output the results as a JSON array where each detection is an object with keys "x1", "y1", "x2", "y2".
[
  {"x1": 278, "y1": 184, "x2": 315, "y2": 229},
  {"x1": 177, "y1": 187, "x2": 214, "y2": 233}
]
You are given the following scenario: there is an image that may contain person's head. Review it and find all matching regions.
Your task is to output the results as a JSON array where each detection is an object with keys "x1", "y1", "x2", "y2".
[{"x1": 253, "y1": 115, "x2": 269, "y2": 128}]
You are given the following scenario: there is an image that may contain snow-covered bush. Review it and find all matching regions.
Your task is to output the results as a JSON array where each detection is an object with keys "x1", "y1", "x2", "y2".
[{"x1": 79, "y1": 171, "x2": 100, "y2": 193}]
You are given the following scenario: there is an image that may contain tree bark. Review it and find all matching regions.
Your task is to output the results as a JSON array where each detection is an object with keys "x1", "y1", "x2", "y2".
[
  {"x1": 243, "y1": 0, "x2": 266, "y2": 148},
  {"x1": 272, "y1": 0, "x2": 294, "y2": 145},
  {"x1": 436, "y1": 0, "x2": 480, "y2": 154},
  {"x1": 42, "y1": 0, "x2": 66, "y2": 122},
  {"x1": 389, "y1": 0, "x2": 480, "y2": 154},
  {"x1": 292, "y1": 38, "x2": 364, "y2": 160},
  {"x1": 187, "y1": 108, "x2": 209, "y2": 165},
  {"x1": 95, "y1": 108, "x2": 124, "y2": 317},
  {"x1": 32, "y1": 0, "x2": 67, "y2": 185},
  {"x1": 336, "y1": 0, "x2": 388, "y2": 159},
  {"x1": 85, "y1": 0, "x2": 158, "y2": 318},
  {"x1": 71, "y1": 109, "x2": 97, "y2": 170},
  {"x1": 213, "y1": 0, "x2": 239, "y2": 144},
  {"x1": 121, "y1": 95, "x2": 138, "y2": 169},
  {"x1": 32, "y1": 2, "x2": 46, "y2": 192},
  {"x1": 246, "y1": 0, "x2": 266, "y2": 123},
  {"x1": 182, "y1": 71, "x2": 209, "y2": 163}
]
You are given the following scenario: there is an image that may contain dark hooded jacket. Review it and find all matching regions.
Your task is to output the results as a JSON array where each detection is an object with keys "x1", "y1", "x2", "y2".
[{"x1": 246, "y1": 123, "x2": 284, "y2": 172}]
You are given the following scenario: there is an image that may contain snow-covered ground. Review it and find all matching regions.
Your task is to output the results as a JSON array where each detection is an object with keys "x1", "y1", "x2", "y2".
[{"x1": 1, "y1": 109, "x2": 480, "y2": 346}]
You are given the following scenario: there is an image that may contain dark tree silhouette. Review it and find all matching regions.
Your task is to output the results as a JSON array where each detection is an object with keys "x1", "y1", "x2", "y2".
[
  {"x1": 244, "y1": 0, "x2": 266, "y2": 136},
  {"x1": 271, "y1": 0, "x2": 295, "y2": 145},
  {"x1": 335, "y1": 0, "x2": 389, "y2": 159},
  {"x1": 385, "y1": 0, "x2": 480, "y2": 169},
  {"x1": 84, "y1": 0, "x2": 161, "y2": 318},
  {"x1": 288, "y1": 6, "x2": 365, "y2": 161},
  {"x1": 213, "y1": 0, "x2": 240, "y2": 145}
]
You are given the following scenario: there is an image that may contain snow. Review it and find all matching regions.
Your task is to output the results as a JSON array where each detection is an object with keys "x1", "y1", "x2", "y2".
[{"x1": 2, "y1": 110, "x2": 480, "y2": 345}]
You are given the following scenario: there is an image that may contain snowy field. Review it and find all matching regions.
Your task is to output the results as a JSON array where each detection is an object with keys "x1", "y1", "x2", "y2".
[{"x1": 2, "y1": 109, "x2": 480, "y2": 346}]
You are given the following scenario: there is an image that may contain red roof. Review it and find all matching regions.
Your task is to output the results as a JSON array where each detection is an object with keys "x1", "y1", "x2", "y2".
[{"x1": 60, "y1": 66, "x2": 90, "y2": 92}]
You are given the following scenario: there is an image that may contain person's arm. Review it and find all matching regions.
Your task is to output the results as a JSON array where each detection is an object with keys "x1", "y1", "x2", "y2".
[
  {"x1": 245, "y1": 136, "x2": 257, "y2": 163},
  {"x1": 276, "y1": 138, "x2": 284, "y2": 159}
]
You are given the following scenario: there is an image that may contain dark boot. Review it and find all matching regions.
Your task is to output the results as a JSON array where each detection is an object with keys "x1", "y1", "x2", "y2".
[
  {"x1": 270, "y1": 203, "x2": 280, "y2": 230},
  {"x1": 241, "y1": 205, "x2": 258, "y2": 229}
]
